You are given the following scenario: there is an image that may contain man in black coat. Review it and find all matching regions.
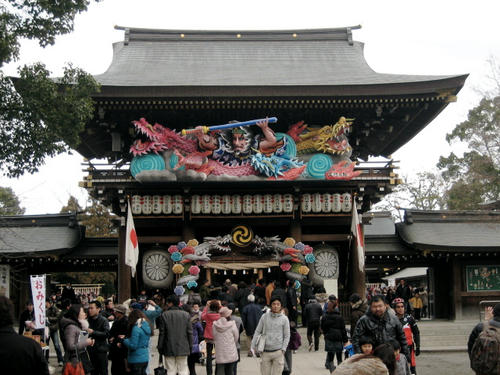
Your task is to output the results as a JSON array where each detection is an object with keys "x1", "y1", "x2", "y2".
[
  {"x1": 352, "y1": 295, "x2": 409, "y2": 358},
  {"x1": 158, "y1": 295, "x2": 193, "y2": 374},
  {"x1": 304, "y1": 298, "x2": 323, "y2": 351},
  {"x1": 61, "y1": 283, "x2": 77, "y2": 304},
  {"x1": 241, "y1": 294, "x2": 264, "y2": 356},
  {"x1": 108, "y1": 304, "x2": 128, "y2": 375},
  {"x1": 0, "y1": 296, "x2": 49, "y2": 375},
  {"x1": 87, "y1": 300, "x2": 110, "y2": 375},
  {"x1": 396, "y1": 279, "x2": 411, "y2": 310},
  {"x1": 270, "y1": 280, "x2": 287, "y2": 309},
  {"x1": 286, "y1": 281, "x2": 298, "y2": 323}
]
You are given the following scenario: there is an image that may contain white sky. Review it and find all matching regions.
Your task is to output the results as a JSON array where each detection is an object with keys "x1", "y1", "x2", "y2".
[{"x1": 1, "y1": 0, "x2": 500, "y2": 214}]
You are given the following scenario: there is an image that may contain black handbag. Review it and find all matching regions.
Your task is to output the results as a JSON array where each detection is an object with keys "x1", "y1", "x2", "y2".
[{"x1": 154, "y1": 355, "x2": 167, "y2": 375}]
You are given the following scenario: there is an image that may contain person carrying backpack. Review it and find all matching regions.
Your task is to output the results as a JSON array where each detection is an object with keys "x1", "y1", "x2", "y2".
[{"x1": 467, "y1": 303, "x2": 500, "y2": 375}]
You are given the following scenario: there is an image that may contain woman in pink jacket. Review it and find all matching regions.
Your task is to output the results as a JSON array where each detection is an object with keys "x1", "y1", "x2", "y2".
[
  {"x1": 213, "y1": 307, "x2": 239, "y2": 375},
  {"x1": 202, "y1": 300, "x2": 221, "y2": 375}
]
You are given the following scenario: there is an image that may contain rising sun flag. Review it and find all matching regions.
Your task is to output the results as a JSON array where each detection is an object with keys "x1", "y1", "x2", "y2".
[
  {"x1": 126, "y1": 200, "x2": 139, "y2": 277},
  {"x1": 351, "y1": 201, "x2": 365, "y2": 272}
]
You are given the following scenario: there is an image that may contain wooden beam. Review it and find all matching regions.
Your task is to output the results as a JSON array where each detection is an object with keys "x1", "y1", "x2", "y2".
[
  {"x1": 301, "y1": 234, "x2": 349, "y2": 242},
  {"x1": 138, "y1": 236, "x2": 182, "y2": 243}
]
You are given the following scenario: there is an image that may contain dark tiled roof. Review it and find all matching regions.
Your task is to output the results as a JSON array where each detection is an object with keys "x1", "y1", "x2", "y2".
[
  {"x1": 94, "y1": 26, "x2": 466, "y2": 90},
  {"x1": 0, "y1": 214, "x2": 81, "y2": 254},
  {"x1": 364, "y1": 212, "x2": 396, "y2": 236},
  {"x1": 396, "y1": 210, "x2": 500, "y2": 250}
]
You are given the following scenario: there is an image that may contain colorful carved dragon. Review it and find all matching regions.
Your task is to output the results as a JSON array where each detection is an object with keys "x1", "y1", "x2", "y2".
[
  {"x1": 130, "y1": 118, "x2": 198, "y2": 156},
  {"x1": 250, "y1": 151, "x2": 304, "y2": 178},
  {"x1": 287, "y1": 116, "x2": 354, "y2": 155},
  {"x1": 200, "y1": 234, "x2": 283, "y2": 256},
  {"x1": 325, "y1": 160, "x2": 362, "y2": 180},
  {"x1": 131, "y1": 118, "x2": 259, "y2": 176}
]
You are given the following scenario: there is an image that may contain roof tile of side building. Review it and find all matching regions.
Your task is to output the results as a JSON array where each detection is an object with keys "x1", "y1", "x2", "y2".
[
  {"x1": 93, "y1": 26, "x2": 467, "y2": 89},
  {"x1": 396, "y1": 210, "x2": 500, "y2": 250}
]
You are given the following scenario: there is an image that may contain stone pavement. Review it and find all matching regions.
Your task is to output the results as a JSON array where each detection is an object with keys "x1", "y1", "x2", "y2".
[{"x1": 46, "y1": 319, "x2": 478, "y2": 374}]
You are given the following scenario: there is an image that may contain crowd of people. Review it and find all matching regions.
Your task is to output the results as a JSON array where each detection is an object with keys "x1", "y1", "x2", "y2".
[
  {"x1": 11, "y1": 277, "x2": 500, "y2": 375},
  {"x1": 365, "y1": 280, "x2": 429, "y2": 321}
]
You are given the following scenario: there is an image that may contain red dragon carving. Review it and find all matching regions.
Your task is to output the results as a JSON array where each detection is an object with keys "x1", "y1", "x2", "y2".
[{"x1": 325, "y1": 160, "x2": 362, "y2": 180}]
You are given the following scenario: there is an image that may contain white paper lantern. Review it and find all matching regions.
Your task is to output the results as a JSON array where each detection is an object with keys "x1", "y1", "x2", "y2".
[
  {"x1": 131, "y1": 195, "x2": 142, "y2": 215},
  {"x1": 273, "y1": 194, "x2": 283, "y2": 213},
  {"x1": 332, "y1": 194, "x2": 341, "y2": 212},
  {"x1": 142, "y1": 195, "x2": 152, "y2": 215},
  {"x1": 263, "y1": 194, "x2": 273, "y2": 214},
  {"x1": 201, "y1": 195, "x2": 211, "y2": 214},
  {"x1": 231, "y1": 195, "x2": 242, "y2": 214},
  {"x1": 212, "y1": 195, "x2": 221, "y2": 214},
  {"x1": 172, "y1": 195, "x2": 183, "y2": 214},
  {"x1": 162, "y1": 195, "x2": 172, "y2": 214},
  {"x1": 283, "y1": 194, "x2": 294, "y2": 213},
  {"x1": 243, "y1": 195, "x2": 253, "y2": 214},
  {"x1": 253, "y1": 194, "x2": 263, "y2": 214},
  {"x1": 152, "y1": 195, "x2": 162, "y2": 214},
  {"x1": 221, "y1": 195, "x2": 232, "y2": 214},
  {"x1": 301, "y1": 194, "x2": 312, "y2": 213},
  {"x1": 322, "y1": 193, "x2": 332, "y2": 213},
  {"x1": 191, "y1": 195, "x2": 201, "y2": 214},
  {"x1": 312, "y1": 193, "x2": 322, "y2": 213},
  {"x1": 341, "y1": 193, "x2": 352, "y2": 212}
]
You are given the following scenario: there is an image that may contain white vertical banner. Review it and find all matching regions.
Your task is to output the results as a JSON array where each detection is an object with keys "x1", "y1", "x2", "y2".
[
  {"x1": 30, "y1": 275, "x2": 46, "y2": 329},
  {"x1": 0, "y1": 265, "x2": 10, "y2": 298},
  {"x1": 125, "y1": 199, "x2": 139, "y2": 277}
]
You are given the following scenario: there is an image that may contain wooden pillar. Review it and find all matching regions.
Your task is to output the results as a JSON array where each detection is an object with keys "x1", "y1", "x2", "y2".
[
  {"x1": 118, "y1": 226, "x2": 131, "y2": 303},
  {"x1": 183, "y1": 224, "x2": 194, "y2": 242},
  {"x1": 290, "y1": 219, "x2": 302, "y2": 241},
  {"x1": 350, "y1": 227, "x2": 366, "y2": 298},
  {"x1": 451, "y1": 258, "x2": 463, "y2": 320},
  {"x1": 206, "y1": 268, "x2": 212, "y2": 284}
]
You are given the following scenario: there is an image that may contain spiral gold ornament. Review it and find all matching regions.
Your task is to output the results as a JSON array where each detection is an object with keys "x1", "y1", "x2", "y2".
[{"x1": 231, "y1": 225, "x2": 253, "y2": 247}]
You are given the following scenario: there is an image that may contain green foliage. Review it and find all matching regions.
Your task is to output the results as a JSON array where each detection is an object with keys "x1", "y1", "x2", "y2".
[
  {"x1": 1, "y1": 0, "x2": 96, "y2": 66},
  {"x1": 0, "y1": 0, "x2": 100, "y2": 177},
  {"x1": 60, "y1": 195, "x2": 117, "y2": 237},
  {"x1": 60, "y1": 195, "x2": 82, "y2": 213},
  {"x1": 438, "y1": 96, "x2": 500, "y2": 209},
  {"x1": 0, "y1": 186, "x2": 25, "y2": 215}
]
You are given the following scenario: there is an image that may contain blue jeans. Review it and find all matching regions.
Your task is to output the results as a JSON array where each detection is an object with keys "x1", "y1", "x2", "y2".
[{"x1": 49, "y1": 329, "x2": 64, "y2": 363}]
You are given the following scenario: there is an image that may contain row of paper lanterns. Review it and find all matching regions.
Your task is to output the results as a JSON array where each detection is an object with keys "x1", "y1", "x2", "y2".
[
  {"x1": 191, "y1": 194, "x2": 294, "y2": 215},
  {"x1": 131, "y1": 195, "x2": 183, "y2": 215},
  {"x1": 131, "y1": 193, "x2": 352, "y2": 215},
  {"x1": 301, "y1": 193, "x2": 352, "y2": 213}
]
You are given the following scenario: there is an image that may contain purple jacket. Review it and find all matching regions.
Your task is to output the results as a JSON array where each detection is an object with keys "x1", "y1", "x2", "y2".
[{"x1": 287, "y1": 329, "x2": 301, "y2": 350}]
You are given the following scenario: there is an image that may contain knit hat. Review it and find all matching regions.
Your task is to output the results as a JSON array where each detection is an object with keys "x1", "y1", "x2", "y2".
[
  {"x1": 114, "y1": 304, "x2": 127, "y2": 314},
  {"x1": 130, "y1": 302, "x2": 145, "y2": 311},
  {"x1": 493, "y1": 303, "x2": 500, "y2": 317},
  {"x1": 219, "y1": 306, "x2": 232, "y2": 318}
]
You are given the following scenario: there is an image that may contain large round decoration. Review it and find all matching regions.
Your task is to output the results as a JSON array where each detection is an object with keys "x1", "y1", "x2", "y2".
[
  {"x1": 275, "y1": 133, "x2": 297, "y2": 158},
  {"x1": 231, "y1": 225, "x2": 254, "y2": 247},
  {"x1": 313, "y1": 248, "x2": 339, "y2": 279},
  {"x1": 306, "y1": 154, "x2": 333, "y2": 179},
  {"x1": 142, "y1": 249, "x2": 174, "y2": 288},
  {"x1": 131, "y1": 154, "x2": 166, "y2": 177}
]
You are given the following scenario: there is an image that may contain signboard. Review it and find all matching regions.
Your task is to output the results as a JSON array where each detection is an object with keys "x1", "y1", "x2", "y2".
[
  {"x1": 0, "y1": 265, "x2": 9, "y2": 298},
  {"x1": 30, "y1": 275, "x2": 46, "y2": 329},
  {"x1": 466, "y1": 266, "x2": 500, "y2": 292}
]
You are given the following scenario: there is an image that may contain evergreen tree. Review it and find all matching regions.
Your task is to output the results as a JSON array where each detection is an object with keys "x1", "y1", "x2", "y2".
[
  {"x1": 0, "y1": 186, "x2": 25, "y2": 215},
  {"x1": 437, "y1": 96, "x2": 500, "y2": 209},
  {"x1": 0, "y1": 0, "x2": 100, "y2": 177}
]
